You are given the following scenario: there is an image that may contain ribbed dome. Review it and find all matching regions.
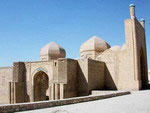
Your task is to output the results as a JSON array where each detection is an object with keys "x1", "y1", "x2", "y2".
[
  {"x1": 80, "y1": 36, "x2": 110, "y2": 53},
  {"x1": 40, "y1": 42, "x2": 66, "y2": 60}
]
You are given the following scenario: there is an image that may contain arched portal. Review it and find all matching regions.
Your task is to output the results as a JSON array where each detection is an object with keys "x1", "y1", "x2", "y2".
[
  {"x1": 140, "y1": 49, "x2": 147, "y2": 89},
  {"x1": 34, "y1": 71, "x2": 49, "y2": 101}
]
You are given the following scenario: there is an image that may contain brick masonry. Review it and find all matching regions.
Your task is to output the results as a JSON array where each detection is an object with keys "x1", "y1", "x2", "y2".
[
  {"x1": 0, "y1": 91, "x2": 130, "y2": 113},
  {"x1": 0, "y1": 4, "x2": 148, "y2": 105}
]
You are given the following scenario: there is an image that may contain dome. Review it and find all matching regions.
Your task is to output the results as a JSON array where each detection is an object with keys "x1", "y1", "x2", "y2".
[
  {"x1": 40, "y1": 42, "x2": 66, "y2": 60},
  {"x1": 129, "y1": 4, "x2": 135, "y2": 7},
  {"x1": 121, "y1": 44, "x2": 126, "y2": 51},
  {"x1": 80, "y1": 36, "x2": 110, "y2": 53},
  {"x1": 110, "y1": 46, "x2": 121, "y2": 52},
  {"x1": 140, "y1": 18, "x2": 145, "y2": 22}
]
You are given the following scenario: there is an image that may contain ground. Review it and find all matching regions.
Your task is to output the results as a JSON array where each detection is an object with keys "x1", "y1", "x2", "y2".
[{"x1": 17, "y1": 90, "x2": 150, "y2": 113}]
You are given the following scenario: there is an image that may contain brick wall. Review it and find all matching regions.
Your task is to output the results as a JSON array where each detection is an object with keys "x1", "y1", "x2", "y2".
[{"x1": 0, "y1": 91, "x2": 130, "y2": 113}]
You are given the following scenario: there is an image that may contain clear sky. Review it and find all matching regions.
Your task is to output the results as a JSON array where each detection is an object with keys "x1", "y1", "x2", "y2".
[{"x1": 0, "y1": 0, "x2": 149, "y2": 69}]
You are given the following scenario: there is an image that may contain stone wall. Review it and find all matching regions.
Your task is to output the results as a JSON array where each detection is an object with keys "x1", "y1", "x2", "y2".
[
  {"x1": 123, "y1": 18, "x2": 148, "y2": 90},
  {"x1": 88, "y1": 59, "x2": 105, "y2": 91},
  {"x1": 0, "y1": 67, "x2": 13, "y2": 104},
  {"x1": 12, "y1": 62, "x2": 28, "y2": 103},
  {"x1": 77, "y1": 59, "x2": 88, "y2": 96},
  {"x1": 118, "y1": 50, "x2": 130, "y2": 90},
  {"x1": 60, "y1": 59, "x2": 78, "y2": 98},
  {"x1": 0, "y1": 91, "x2": 130, "y2": 113},
  {"x1": 134, "y1": 19, "x2": 148, "y2": 88},
  {"x1": 77, "y1": 59, "x2": 105, "y2": 96},
  {"x1": 97, "y1": 50, "x2": 120, "y2": 90}
]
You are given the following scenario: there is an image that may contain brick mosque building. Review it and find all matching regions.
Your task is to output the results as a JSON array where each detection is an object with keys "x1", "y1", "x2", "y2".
[{"x1": 0, "y1": 4, "x2": 148, "y2": 104}]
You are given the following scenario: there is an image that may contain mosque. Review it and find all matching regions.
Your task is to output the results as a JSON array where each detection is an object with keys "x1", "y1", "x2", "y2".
[{"x1": 0, "y1": 4, "x2": 148, "y2": 104}]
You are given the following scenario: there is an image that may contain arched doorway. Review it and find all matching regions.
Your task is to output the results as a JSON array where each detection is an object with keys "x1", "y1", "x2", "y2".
[
  {"x1": 140, "y1": 49, "x2": 147, "y2": 89},
  {"x1": 34, "y1": 71, "x2": 49, "y2": 101}
]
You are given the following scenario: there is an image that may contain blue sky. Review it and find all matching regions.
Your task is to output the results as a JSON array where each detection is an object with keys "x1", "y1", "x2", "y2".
[{"x1": 0, "y1": 0, "x2": 149, "y2": 69}]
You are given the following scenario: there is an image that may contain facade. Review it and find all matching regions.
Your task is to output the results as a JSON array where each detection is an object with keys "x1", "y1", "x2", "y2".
[{"x1": 0, "y1": 4, "x2": 148, "y2": 104}]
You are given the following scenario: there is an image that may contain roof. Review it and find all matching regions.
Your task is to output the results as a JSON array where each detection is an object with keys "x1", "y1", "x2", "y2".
[
  {"x1": 80, "y1": 36, "x2": 110, "y2": 53},
  {"x1": 40, "y1": 42, "x2": 66, "y2": 59}
]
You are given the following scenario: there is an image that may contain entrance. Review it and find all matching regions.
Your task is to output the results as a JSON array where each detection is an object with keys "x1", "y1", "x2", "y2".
[
  {"x1": 34, "y1": 71, "x2": 49, "y2": 101},
  {"x1": 140, "y1": 49, "x2": 147, "y2": 89}
]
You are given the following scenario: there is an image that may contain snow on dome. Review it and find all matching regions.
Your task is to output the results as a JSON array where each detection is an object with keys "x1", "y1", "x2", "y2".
[
  {"x1": 80, "y1": 36, "x2": 110, "y2": 53},
  {"x1": 40, "y1": 42, "x2": 66, "y2": 60}
]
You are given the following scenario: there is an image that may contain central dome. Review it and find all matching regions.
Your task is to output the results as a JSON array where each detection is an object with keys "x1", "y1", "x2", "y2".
[
  {"x1": 80, "y1": 36, "x2": 110, "y2": 53},
  {"x1": 40, "y1": 42, "x2": 66, "y2": 61}
]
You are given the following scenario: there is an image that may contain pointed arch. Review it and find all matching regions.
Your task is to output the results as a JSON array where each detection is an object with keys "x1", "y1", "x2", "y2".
[
  {"x1": 140, "y1": 48, "x2": 147, "y2": 89},
  {"x1": 33, "y1": 71, "x2": 49, "y2": 101},
  {"x1": 32, "y1": 67, "x2": 48, "y2": 76}
]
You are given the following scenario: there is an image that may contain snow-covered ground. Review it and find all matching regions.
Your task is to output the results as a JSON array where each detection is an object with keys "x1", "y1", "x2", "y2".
[{"x1": 17, "y1": 90, "x2": 150, "y2": 113}]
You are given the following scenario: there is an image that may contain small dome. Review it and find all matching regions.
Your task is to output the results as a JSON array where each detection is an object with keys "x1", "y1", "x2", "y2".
[
  {"x1": 140, "y1": 18, "x2": 145, "y2": 22},
  {"x1": 80, "y1": 36, "x2": 110, "y2": 53},
  {"x1": 121, "y1": 44, "x2": 126, "y2": 51},
  {"x1": 40, "y1": 42, "x2": 66, "y2": 60},
  {"x1": 110, "y1": 46, "x2": 121, "y2": 52},
  {"x1": 129, "y1": 4, "x2": 135, "y2": 7}
]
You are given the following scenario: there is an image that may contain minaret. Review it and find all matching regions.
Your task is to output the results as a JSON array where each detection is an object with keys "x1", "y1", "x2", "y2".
[
  {"x1": 140, "y1": 19, "x2": 145, "y2": 28},
  {"x1": 129, "y1": 4, "x2": 136, "y2": 19},
  {"x1": 124, "y1": 4, "x2": 148, "y2": 89}
]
